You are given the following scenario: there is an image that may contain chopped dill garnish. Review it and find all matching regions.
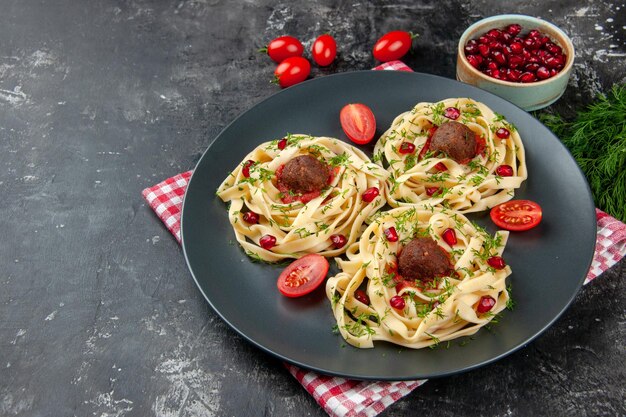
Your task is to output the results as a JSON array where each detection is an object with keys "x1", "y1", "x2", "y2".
[
  {"x1": 538, "y1": 84, "x2": 626, "y2": 222},
  {"x1": 329, "y1": 152, "x2": 351, "y2": 167}
]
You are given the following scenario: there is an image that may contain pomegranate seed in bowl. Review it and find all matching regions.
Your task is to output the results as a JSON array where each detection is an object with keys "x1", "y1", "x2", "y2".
[{"x1": 463, "y1": 23, "x2": 568, "y2": 84}]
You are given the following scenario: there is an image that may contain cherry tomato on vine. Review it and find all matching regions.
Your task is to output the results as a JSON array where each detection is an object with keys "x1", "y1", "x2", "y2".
[
  {"x1": 277, "y1": 254, "x2": 329, "y2": 298},
  {"x1": 373, "y1": 31, "x2": 416, "y2": 62},
  {"x1": 339, "y1": 103, "x2": 377, "y2": 145},
  {"x1": 490, "y1": 200, "x2": 543, "y2": 232},
  {"x1": 273, "y1": 56, "x2": 311, "y2": 88},
  {"x1": 261, "y1": 36, "x2": 304, "y2": 63},
  {"x1": 312, "y1": 34, "x2": 337, "y2": 67}
]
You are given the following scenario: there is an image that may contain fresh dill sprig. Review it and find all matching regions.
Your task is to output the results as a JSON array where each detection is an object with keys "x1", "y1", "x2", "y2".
[{"x1": 537, "y1": 84, "x2": 626, "y2": 222}]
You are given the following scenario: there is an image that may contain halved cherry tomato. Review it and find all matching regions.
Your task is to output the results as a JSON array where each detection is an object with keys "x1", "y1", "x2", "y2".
[
  {"x1": 274, "y1": 56, "x2": 311, "y2": 88},
  {"x1": 490, "y1": 200, "x2": 543, "y2": 231},
  {"x1": 339, "y1": 103, "x2": 376, "y2": 144},
  {"x1": 312, "y1": 34, "x2": 337, "y2": 67},
  {"x1": 373, "y1": 31, "x2": 415, "y2": 62},
  {"x1": 261, "y1": 36, "x2": 304, "y2": 63},
  {"x1": 277, "y1": 254, "x2": 329, "y2": 298}
]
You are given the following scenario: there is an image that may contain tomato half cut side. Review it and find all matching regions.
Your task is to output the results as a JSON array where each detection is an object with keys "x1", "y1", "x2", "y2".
[
  {"x1": 339, "y1": 103, "x2": 376, "y2": 145},
  {"x1": 277, "y1": 254, "x2": 330, "y2": 297},
  {"x1": 490, "y1": 200, "x2": 543, "y2": 231}
]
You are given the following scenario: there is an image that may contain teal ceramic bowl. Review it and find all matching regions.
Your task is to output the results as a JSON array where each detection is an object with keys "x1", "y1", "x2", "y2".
[{"x1": 457, "y1": 14, "x2": 575, "y2": 111}]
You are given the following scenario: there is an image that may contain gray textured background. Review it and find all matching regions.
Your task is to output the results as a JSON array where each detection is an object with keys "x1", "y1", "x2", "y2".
[{"x1": 1, "y1": 1, "x2": 624, "y2": 416}]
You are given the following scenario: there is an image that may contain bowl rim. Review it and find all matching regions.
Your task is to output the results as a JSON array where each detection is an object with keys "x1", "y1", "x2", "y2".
[{"x1": 457, "y1": 14, "x2": 575, "y2": 87}]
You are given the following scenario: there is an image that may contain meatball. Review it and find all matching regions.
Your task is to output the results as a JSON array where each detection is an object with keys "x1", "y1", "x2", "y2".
[
  {"x1": 398, "y1": 237, "x2": 453, "y2": 281},
  {"x1": 430, "y1": 121, "x2": 477, "y2": 163},
  {"x1": 280, "y1": 155, "x2": 329, "y2": 194}
]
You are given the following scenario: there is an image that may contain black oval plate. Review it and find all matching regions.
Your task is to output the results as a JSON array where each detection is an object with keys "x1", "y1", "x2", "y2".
[{"x1": 181, "y1": 71, "x2": 596, "y2": 380}]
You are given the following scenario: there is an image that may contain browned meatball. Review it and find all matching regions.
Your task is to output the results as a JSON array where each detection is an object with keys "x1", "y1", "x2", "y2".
[
  {"x1": 430, "y1": 121, "x2": 477, "y2": 163},
  {"x1": 280, "y1": 155, "x2": 329, "y2": 194},
  {"x1": 398, "y1": 237, "x2": 453, "y2": 281}
]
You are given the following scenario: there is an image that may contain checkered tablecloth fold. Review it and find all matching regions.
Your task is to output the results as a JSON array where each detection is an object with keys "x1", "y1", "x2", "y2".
[{"x1": 141, "y1": 60, "x2": 626, "y2": 417}]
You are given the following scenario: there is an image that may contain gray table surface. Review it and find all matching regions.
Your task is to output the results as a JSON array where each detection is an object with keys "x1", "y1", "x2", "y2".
[{"x1": 1, "y1": 1, "x2": 624, "y2": 416}]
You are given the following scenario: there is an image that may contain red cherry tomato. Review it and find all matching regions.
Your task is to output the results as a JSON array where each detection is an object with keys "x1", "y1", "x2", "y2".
[
  {"x1": 339, "y1": 103, "x2": 376, "y2": 144},
  {"x1": 277, "y1": 254, "x2": 329, "y2": 298},
  {"x1": 373, "y1": 31, "x2": 414, "y2": 62},
  {"x1": 312, "y1": 34, "x2": 337, "y2": 67},
  {"x1": 262, "y1": 36, "x2": 304, "y2": 63},
  {"x1": 274, "y1": 56, "x2": 311, "y2": 88},
  {"x1": 490, "y1": 200, "x2": 543, "y2": 232}
]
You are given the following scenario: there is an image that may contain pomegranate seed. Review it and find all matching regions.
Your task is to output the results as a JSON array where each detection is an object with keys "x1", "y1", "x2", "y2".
[
  {"x1": 434, "y1": 162, "x2": 447, "y2": 171},
  {"x1": 550, "y1": 68, "x2": 558, "y2": 76},
  {"x1": 487, "y1": 61, "x2": 499, "y2": 71},
  {"x1": 510, "y1": 42, "x2": 523, "y2": 54},
  {"x1": 506, "y1": 69, "x2": 521, "y2": 82},
  {"x1": 478, "y1": 35, "x2": 491, "y2": 44},
  {"x1": 442, "y1": 228, "x2": 457, "y2": 246},
  {"x1": 548, "y1": 43, "x2": 562, "y2": 55},
  {"x1": 495, "y1": 165, "x2": 514, "y2": 177},
  {"x1": 528, "y1": 29, "x2": 541, "y2": 39},
  {"x1": 277, "y1": 138, "x2": 287, "y2": 150},
  {"x1": 495, "y1": 127, "x2": 510, "y2": 139},
  {"x1": 354, "y1": 289, "x2": 370, "y2": 305},
  {"x1": 492, "y1": 51, "x2": 506, "y2": 65},
  {"x1": 525, "y1": 63, "x2": 540, "y2": 72},
  {"x1": 508, "y1": 54, "x2": 524, "y2": 69},
  {"x1": 464, "y1": 40, "x2": 479, "y2": 55},
  {"x1": 488, "y1": 40, "x2": 503, "y2": 51},
  {"x1": 502, "y1": 32, "x2": 513, "y2": 44},
  {"x1": 522, "y1": 37, "x2": 534, "y2": 48},
  {"x1": 546, "y1": 55, "x2": 565, "y2": 68},
  {"x1": 242, "y1": 160, "x2": 255, "y2": 178},
  {"x1": 487, "y1": 29, "x2": 503, "y2": 40},
  {"x1": 539, "y1": 36, "x2": 550, "y2": 46},
  {"x1": 526, "y1": 37, "x2": 541, "y2": 50},
  {"x1": 426, "y1": 187, "x2": 440, "y2": 196},
  {"x1": 478, "y1": 44, "x2": 490, "y2": 57},
  {"x1": 520, "y1": 72, "x2": 536, "y2": 83},
  {"x1": 476, "y1": 296, "x2": 496, "y2": 313},
  {"x1": 390, "y1": 295, "x2": 405, "y2": 310},
  {"x1": 330, "y1": 234, "x2": 347, "y2": 249},
  {"x1": 361, "y1": 187, "x2": 379, "y2": 203},
  {"x1": 536, "y1": 66, "x2": 550, "y2": 80},
  {"x1": 505, "y1": 24, "x2": 522, "y2": 36},
  {"x1": 487, "y1": 256, "x2": 506, "y2": 270},
  {"x1": 399, "y1": 142, "x2": 416, "y2": 154},
  {"x1": 242, "y1": 211, "x2": 259, "y2": 224},
  {"x1": 496, "y1": 127, "x2": 511, "y2": 139},
  {"x1": 502, "y1": 46, "x2": 512, "y2": 57},
  {"x1": 259, "y1": 234, "x2": 277, "y2": 250},
  {"x1": 384, "y1": 227, "x2": 399, "y2": 242},
  {"x1": 444, "y1": 107, "x2": 460, "y2": 120},
  {"x1": 527, "y1": 56, "x2": 540, "y2": 64},
  {"x1": 467, "y1": 54, "x2": 482, "y2": 68}
]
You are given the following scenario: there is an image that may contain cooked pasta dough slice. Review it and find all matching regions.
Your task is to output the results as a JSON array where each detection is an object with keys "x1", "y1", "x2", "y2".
[
  {"x1": 217, "y1": 134, "x2": 389, "y2": 262},
  {"x1": 326, "y1": 206, "x2": 511, "y2": 349},
  {"x1": 373, "y1": 98, "x2": 527, "y2": 213}
]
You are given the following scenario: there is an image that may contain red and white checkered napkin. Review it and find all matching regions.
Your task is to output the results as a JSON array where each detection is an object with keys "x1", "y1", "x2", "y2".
[{"x1": 141, "y1": 61, "x2": 626, "y2": 417}]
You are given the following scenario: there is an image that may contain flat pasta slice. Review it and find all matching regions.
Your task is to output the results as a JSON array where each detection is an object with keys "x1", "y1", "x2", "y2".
[
  {"x1": 373, "y1": 98, "x2": 527, "y2": 213},
  {"x1": 217, "y1": 134, "x2": 389, "y2": 262},
  {"x1": 326, "y1": 206, "x2": 511, "y2": 349}
]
